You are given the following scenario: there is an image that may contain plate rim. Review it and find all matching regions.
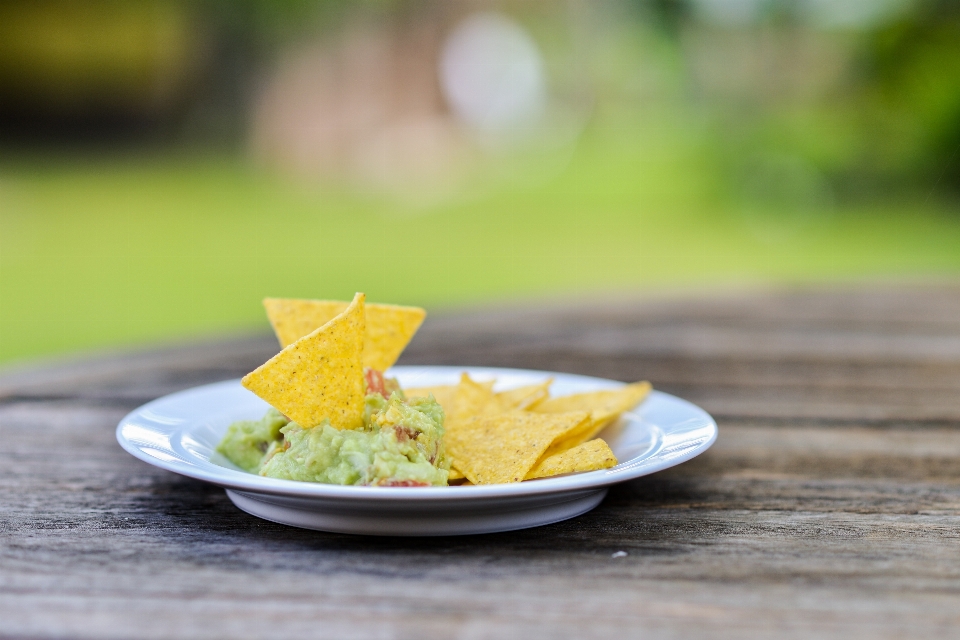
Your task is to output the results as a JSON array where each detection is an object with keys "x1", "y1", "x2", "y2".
[{"x1": 116, "y1": 365, "x2": 717, "y2": 501}]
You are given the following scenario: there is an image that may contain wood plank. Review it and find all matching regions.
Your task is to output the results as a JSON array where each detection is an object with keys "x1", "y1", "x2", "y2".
[
  {"x1": 3, "y1": 405, "x2": 959, "y2": 638},
  {"x1": 3, "y1": 285, "x2": 960, "y2": 639}
]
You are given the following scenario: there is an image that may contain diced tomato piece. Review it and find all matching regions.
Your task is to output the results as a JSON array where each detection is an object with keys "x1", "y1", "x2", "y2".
[
  {"x1": 378, "y1": 479, "x2": 430, "y2": 487},
  {"x1": 383, "y1": 377, "x2": 401, "y2": 397},
  {"x1": 393, "y1": 424, "x2": 418, "y2": 442},
  {"x1": 364, "y1": 367, "x2": 387, "y2": 397}
]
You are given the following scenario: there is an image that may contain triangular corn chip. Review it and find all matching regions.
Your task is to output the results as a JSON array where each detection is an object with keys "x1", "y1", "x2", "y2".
[
  {"x1": 449, "y1": 373, "x2": 495, "y2": 426},
  {"x1": 537, "y1": 416, "x2": 602, "y2": 460},
  {"x1": 481, "y1": 379, "x2": 553, "y2": 415},
  {"x1": 533, "y1": 381, "x2": 651, "y2": 416},
  {"x1": 263, "y1": 298, "x2": 426, "y2": 371},
  {"x1": 540, "y1": 405, "x2": 641, "y2": 459},
  {"x1": 242, "y1": 293, "x2": 366, "y2": 429},
  {"x1": 359, "y1": 303, "x2": 426, "y2": 371},
  {"x1": 406, "y1": 377, "x2": 496, "y2": 482},
  {"x1": 533, "y1": 381, "x2": 651, "y2": 451},
  {"x1": 446, "y1": 411, "x2": 589, "y2": 484},
  {"x1": 404, "y1": 383, "x2": 459, "y2": 479},
  {"x1": 415, "y1": 377, "x2": 548, "y2": 427},
  {"x1": 526, "y1": 438, "x2": 618, "y2": 480}
]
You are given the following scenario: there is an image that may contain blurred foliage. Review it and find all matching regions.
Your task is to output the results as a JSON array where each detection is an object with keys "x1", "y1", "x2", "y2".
[
  {"x1": 2, "y1": 0, "x2": 958, "y2": 194},
  {"x1": 640, "y1": 0, "x2": 960, "y2": 196},
  {"x1": 2, "y1": 147, "x2": 959, "y2": 365},
  {"x1": 0, "y1": 0, "x2": 437, "y2": 142},
  {"x1": 864, "y1": 0, "x2": 960, "y2": 188},
  {"x1": 1, "y1": 1, "x2": 959, "y2": 364},
  {"x1": 0, "y1": 1, "x2": 197, "y2": 136}
]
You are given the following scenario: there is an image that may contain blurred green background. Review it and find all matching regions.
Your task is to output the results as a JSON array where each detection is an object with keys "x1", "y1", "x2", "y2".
[{"x1": 2, "y1": 0, "x2": 959, "y2": 365}]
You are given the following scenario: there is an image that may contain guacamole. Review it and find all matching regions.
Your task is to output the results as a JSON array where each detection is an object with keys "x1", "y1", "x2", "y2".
[
  {"x1": 216, "y1": 392, "x2": 449, "y2": 486},
  {"x1": 216, "y1": 408, "x2": 289, "y2": 473}
]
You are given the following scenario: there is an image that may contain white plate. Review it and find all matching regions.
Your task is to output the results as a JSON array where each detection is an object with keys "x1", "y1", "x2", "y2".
[{"x1": 116, "y1": 366, "x2": 717, "y2": 536}]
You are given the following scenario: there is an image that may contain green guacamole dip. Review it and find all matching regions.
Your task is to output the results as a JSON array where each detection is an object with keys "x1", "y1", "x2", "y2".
[{"x1": 216, "y1": 393, "x2": 449, "y2": 486}]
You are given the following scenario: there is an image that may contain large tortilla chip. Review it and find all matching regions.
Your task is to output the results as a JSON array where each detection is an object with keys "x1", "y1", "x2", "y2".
[
  {"x1": 446, "y1": 411, "x2": 589, "y2": 484},
  {"x1": 526, "y1": 438, "x2": 618, "y2": 480},
  {"x1": 263, "y1": 298, "x2": 425, "y2": 371},
  {"x1": 242, "y1": 293, "x2": 366, "y2": 429},
  {"x1": 360, "y1": 303, "x2": 427, "y2": 371}
]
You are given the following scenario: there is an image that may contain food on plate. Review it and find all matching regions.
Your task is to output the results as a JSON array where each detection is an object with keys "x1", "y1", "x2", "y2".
[
  {"x1": 221, "y1": 293, "x2": 447, "y2": 486},
  {"x1": 217, "y1": 393, "x2": 448, "y2": 486},
  {"x1": 216, "y1": 408, "x2": 288, "y2": 473},
  {"x1": 484, "y1": 380, "x2": 552, "y2": 414},
  {"x1": 263, "y1": 297, "x2": 425, "y2": 371},
  {"x1": 241, "y1": 293, "x2": 367, "y2": 429},
  {"x1": 404, "y1": 374, "x2": 649, "y2": 484},
  {"x1": 403, "y1": 384, "x2": 457, "y2": 414},
  {"x1": 443, "y1": 411, "x2": 589, "y2": 484},
  {"x1": 532, "y1": 382, "x2": 652, "y2": 459},
  {"x1": 408, "y1": 377, "x2": 550, "y2": 424},
  {"x1": 525, "y1": 438, "x2": 618, "y2": 480},
  {"x1": 217, "y1": 292, "x2": 651, "y2": 487}
]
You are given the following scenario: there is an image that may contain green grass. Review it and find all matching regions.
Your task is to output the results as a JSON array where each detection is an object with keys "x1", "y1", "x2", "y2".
[{"x1": 2, "y1": 137, "x2": 960, "y2": 365}]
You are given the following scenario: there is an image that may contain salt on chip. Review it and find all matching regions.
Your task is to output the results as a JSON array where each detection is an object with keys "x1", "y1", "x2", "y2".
[
  {"x1": 533, "y1": 381, "x2": 651, "y2": 454},
  {"x1": 263, "y1": 298, "x2": 425, "y2": 372},
  {"x1": 242, "y1": 293, "x2": 366, "y2": 429},
  {"x1": 525, "y1": 438, "x2": 617, "y2": 480},
  {"x1": 446, "y1": 411, "x2": 589, "y2": 485}
]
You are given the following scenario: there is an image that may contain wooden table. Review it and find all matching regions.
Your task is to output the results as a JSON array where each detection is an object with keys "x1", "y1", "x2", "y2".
[{"x1": 3, "y1": 285, "x2": 960, "y2": 639}]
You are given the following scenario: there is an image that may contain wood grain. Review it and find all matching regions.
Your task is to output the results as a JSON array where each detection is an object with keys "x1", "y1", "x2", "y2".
[{"x1": 2, "y1": 284, "x2": 960, "y2": 639}]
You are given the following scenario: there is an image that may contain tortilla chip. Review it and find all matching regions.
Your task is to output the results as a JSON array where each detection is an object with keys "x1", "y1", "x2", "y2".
[
  {"x1": 481, "y1": 379, "x2": 553, "y2": 415},
  {"x1": 242, "y1": 293, "x2": 366, "y2": 429},
  {"x1": 400, "y1": 384, "x2": 461, "y2": 478},
  {"x1": 416, "y1": 378, "x2": 549, "y2": 428},
  {"x1": 361, "y1": 303, "x2": 427, "y2": 371},
  {"x1": 541, "y1": 408, "x2": 635, "y2": 459},
  {"x1": 263, "y1": 298, "x2": 426, "y2": 371},
  {"x1": 405, "y1": 384, "x2": 457, "y2": 416},
  {"x1": 525, "y1": 438, "x2": 618, "y2": 480},
  {"x1": 534, "y1": 381, "x2": 652, "y2": 416},
  {"x1": 446, "y1": 411, "x2": 589, "y2": 484},
  {"x1": 449, "y1": 373, "x2": 495, "y2": 425},
  {"x1": 537, "y1": 419, "x2": 595, "y2": 460},
  {"x1": 534, "y1": 381, "x2": 651, "y2": 446}
]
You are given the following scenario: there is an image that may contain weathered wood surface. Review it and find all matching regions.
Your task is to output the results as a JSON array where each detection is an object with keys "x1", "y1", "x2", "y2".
[{"x1": 2, "y1": 284, "x2": 960, "y2": 639}]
